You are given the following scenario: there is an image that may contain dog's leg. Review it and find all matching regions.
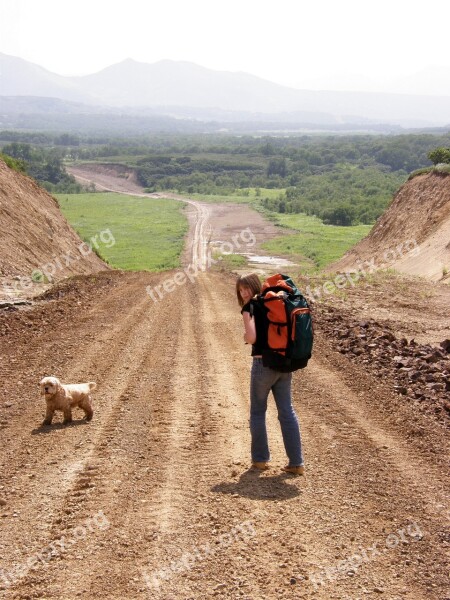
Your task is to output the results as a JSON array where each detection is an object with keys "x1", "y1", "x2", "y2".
[
  {"x1": 81, "y1": 398, "x2": 94, "y2": 421},
  {"x1": 42, "y1": 407, "x2": 54, "y2": 426},
  {"x1": 63, "y1": 407, "x2": 73, "y2": 425}
]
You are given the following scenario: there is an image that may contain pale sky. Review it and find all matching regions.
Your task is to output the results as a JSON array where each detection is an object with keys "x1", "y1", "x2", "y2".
[{"x1": 1, "y1": 0, "x2": 450, "y2": 95}]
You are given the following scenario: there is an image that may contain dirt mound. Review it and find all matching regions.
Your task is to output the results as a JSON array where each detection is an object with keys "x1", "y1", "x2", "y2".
[
  {"x1": 0, "y1": 159, "x2": 108, "y2": 300},
  {"x1": 331, "y1": 172, "x2": 450, "y2": 282}
]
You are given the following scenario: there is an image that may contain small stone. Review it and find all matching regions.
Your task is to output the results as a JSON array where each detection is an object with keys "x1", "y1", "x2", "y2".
[
  {"x1": 423, "y1": 352, "x2": 441, "y2": 363},
  {"x1": 430, "y1": 383, "x2": 445, "y2": 391},
  {"x1": 213, "y1": 583, "x2": 226, "y2": 590},
  {"x1": 440, "y1": 339, "x2": 450, "y2": 352},
  {"x1": 394, "y1": 386, "x2": 408, "y2": 395}
]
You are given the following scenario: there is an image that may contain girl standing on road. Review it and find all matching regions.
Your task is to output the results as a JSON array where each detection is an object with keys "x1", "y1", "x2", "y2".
[{"x1": 236, "y1": 273, "x2": 305, "y2": 475}]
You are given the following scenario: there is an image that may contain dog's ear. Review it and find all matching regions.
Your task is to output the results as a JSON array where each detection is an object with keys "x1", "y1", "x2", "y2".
[
  {"x1": 57, "y1": 381, "x2": 66, "y2": 396},
  {"x1": 39, "y1": 379, "x2": 48, "y2": 395}
]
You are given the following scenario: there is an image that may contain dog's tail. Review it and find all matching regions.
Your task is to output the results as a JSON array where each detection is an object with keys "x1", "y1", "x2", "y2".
[{"x1": 88, "y1": 382, "x2": 97, "y2": 391}]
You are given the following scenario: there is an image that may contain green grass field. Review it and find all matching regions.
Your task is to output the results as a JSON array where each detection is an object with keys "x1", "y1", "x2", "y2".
[
  {"x1": 261, "y1": 212, "x2": 372, "y2": 272},
  {"x1": 183, "y1": 189, "x2": 371, "y2": 271},
  {"x1": 55, "y1": 189, "x2": 371, "y2": 275},
  {"x1": 56, "y1": 192, "x2": 188, "y2": 271},
  {"x1": 190, "y1": 188, "x2": 371, "y2": 271}
]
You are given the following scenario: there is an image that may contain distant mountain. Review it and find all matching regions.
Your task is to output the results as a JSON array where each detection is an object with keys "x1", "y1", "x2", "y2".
[
  {"x1": 0, "y1": 53, "x2": 92, "y2": 103},
  {"x1": 1, "y1": 53, "x2": 450, "y2": 127},
  {"x1": 71, "y1": 58, "x2": 313, "y2": 112}
]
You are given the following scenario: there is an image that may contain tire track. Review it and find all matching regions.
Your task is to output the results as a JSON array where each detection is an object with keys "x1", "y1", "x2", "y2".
[{"x1": 7, "y1": 281, "x2": 180, "y2": 598}]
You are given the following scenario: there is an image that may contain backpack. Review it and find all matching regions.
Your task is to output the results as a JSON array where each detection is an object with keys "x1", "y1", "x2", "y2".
[{"x1": 254, "y1": 273, "x2": 313, "y2": 372}]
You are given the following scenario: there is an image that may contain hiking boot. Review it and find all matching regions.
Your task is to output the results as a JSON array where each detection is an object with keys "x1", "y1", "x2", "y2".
[
  {"x1": 251, "y1": 462, "x2": 270, "y2": 470},
  {"x1": 282, "y1": 465, "x2": 305, "y2": 476}
]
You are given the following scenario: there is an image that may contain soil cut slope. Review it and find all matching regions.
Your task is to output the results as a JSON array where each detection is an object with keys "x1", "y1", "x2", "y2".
[
  {"x1": 0, "y1": 159, "x2": 108, "y2": 297},
  {"x1": 331, "y1": 172, "x2": 450, "y2": 282}
]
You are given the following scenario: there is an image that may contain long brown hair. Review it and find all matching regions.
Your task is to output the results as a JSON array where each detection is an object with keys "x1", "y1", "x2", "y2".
[{"x1": 236, "y1": 273, "x2": 262, "y2": 307}]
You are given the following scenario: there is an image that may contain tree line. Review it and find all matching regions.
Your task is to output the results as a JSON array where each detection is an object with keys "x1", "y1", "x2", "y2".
[
  {"x1": 1, "y1": 131, "x2": 450, "y2": 224},
  {"x1": 0, "y1": 141, "x2": 82, "y2": 193}
]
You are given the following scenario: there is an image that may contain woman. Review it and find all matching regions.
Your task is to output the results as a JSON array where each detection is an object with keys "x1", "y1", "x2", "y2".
[{"x1": 236, "y1": 273, "x2": 305, "y2": 475}]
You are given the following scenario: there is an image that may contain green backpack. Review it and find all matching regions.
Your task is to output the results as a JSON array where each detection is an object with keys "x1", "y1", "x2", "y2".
[{"x1": 257, "y1": 273, "x2": 313, "y2": 372}]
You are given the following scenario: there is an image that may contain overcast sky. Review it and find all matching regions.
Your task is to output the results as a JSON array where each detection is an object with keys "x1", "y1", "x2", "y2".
[{"x1": 1, "y1": 0, "x2": 450, "y2": 95}]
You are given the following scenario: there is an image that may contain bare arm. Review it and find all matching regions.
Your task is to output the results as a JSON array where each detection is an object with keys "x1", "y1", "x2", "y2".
[{"x1": 242, "y1": 310, "x2": 256, "y2": 345}]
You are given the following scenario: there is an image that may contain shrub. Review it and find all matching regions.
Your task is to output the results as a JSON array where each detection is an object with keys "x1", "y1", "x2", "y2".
[
  {"x1": 428, "y1": 147, "x2": 450, "y2": 165},
  {"x1": 0, "y1": 152, "x2": 27, "y2": 173}
]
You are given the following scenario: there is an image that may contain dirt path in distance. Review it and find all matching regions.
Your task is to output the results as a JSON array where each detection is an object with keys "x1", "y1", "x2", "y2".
[{"x1": 66, "y1": 163, "x2": 287, "y2": 266}]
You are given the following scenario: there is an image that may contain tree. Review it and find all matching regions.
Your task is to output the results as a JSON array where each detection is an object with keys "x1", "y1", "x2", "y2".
[
  {"x1": 0, "y1": 152, "x2": 26, "y2": 173},
  {"x1": 321, "y1": 204, "x2": 356, "y2": 226},
  {"x1": 428, "y1": 147, "x2": 450, "y2": 165},
  {"x1": 2, "y1": 142, "x2": 33, "y2": 161},
  {"x1": 267, "y1": 158, "x2": 287, "y2": 177},
  {"x1": 260, "y1": 142, "x2": 275, "y2": 156}
]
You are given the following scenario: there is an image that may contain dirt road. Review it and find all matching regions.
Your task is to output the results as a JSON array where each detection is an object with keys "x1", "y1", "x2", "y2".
[{"x1": 0, "y1": 172, "x2": 448, "y2": 600}]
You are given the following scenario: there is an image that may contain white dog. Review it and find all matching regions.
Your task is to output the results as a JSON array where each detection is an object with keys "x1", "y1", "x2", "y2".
[{"x1": 40, "y1": 376, "x2": 96, "y2": 426}]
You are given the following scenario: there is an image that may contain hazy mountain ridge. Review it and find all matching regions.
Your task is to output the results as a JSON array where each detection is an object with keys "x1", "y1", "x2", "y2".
[
  {"x1": 1, "y1": 53, "x2": 450, "y2": 127},
  {"x1": 0, "y1": 53, "x2": 93, "y2": 103}
]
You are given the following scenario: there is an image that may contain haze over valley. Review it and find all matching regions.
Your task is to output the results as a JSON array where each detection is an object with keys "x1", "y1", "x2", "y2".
[{"x1": 2, "y1": 52, "x2": 450, "y2": 131}]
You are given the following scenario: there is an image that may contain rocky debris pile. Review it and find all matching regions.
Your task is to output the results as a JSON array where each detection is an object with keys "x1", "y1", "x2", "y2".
[
  {"x1": 316, "y1": 306, "x2": 449, "y2": 423},
  {"x1": 0, "y1": 273, "x2": 117, "y2": 339}
]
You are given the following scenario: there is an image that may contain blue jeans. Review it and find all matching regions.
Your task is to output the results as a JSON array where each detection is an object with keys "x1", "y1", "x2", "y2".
[{"x1": 250, "y1": 358, "x2": 304, "y2": 466}]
